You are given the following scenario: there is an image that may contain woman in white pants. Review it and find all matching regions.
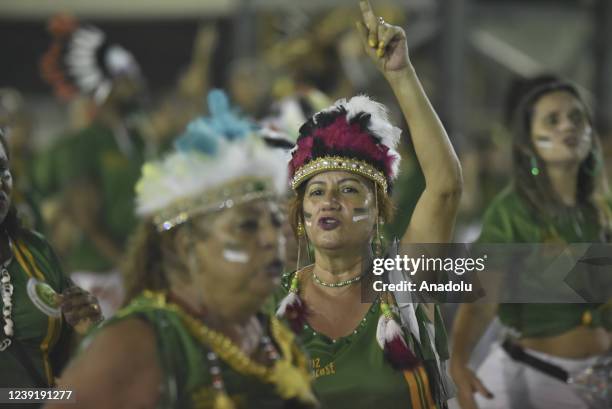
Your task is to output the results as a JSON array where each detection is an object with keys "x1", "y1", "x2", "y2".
[{"x1": 450, "y1": 81, "x2": 611, "y2": 409}]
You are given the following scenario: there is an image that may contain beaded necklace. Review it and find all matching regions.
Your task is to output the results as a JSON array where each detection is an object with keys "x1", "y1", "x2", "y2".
[
  {"x1": 312, "y1": 270, "x2": 363, "y2": 288},
  {"x1": 0, "y1": 239, "x2": 13, "y2": 351},
  {"x1": 141, "y1": 291, "x2": 316, "y2": 408}
]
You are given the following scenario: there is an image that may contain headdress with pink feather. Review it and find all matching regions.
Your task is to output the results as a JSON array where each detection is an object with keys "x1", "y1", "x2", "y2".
[{"x1": 288, "y1": 95, "x2": 402, "y2": 193}]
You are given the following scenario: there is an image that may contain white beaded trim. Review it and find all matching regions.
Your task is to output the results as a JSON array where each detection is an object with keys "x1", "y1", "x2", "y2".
[
  {"x1": 152, "y1": 178, "x2": 276, "y2": 232},
  {"x1": 0, "y1": 241, "x2": 13, "y2": 352}
]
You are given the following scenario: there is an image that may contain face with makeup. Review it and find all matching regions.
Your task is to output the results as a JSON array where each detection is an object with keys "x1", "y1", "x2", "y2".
[
  {"x1": 302, "y1": 170, "x2": 377, "y2": 252},
  {"x1": 175, "y1": 199, "x2": 285, "y2": 321},
  {"x1": 0, "y1": 141, "x2": 12, "y2": 225},
  {"x1": 530, "y1": 91, "x2": 592, "y2": 166}
]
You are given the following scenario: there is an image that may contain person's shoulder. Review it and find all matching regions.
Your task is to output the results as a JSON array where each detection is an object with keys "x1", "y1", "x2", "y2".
[
  {"x1": 262, "y1": 271, "x2": 294, "y2": 315},
  {"x1": 262, "y1": 266, "x2": 312, "y2": 315},
  {"x1": 12, "y1": 229, "x2": 70, "y2": 288},
  {"x1": 84, "y1": 306, "x2": 161, "y2": 364},
  {"x1": 86, "y1": 317, "x2": 156, "y2": 350},
  {"x1": 484, "y1": 184, "x2": 534, "y2": 223},
  {"x1": 55, "y1": 317, "x2": 160, "y2": 409},
  {"x1": 67, "y1": 122, "x2": 112, "y2": 139},
  {"x1": 113, "y1": 292, "x2": 173, "y2": 318},
  {"x1": 13, "y1": 229, "x2": 58, "y2": 264},
  {"x1": 479, "y1": 185, "x2": 533, "y2": 243},
  {"x1": 51, "y1": 123, "x2": 113, "y2": 153},
  {"x1": 279, "y1": 266, "x2": 313, "y2": 293},
  {"x1": 486, "y1": 185, "x2": 526, "y2": 213},
  {"x1": 17, "y1": 228, "x2": 49, "y2": 248},
  {"x1": 108, "y1": 292, "x2": 186, "y2": 336}
]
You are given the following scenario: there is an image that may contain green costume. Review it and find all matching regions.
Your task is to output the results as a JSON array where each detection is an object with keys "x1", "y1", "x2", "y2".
[
  {"x1": 479, "y1": 185, "x2": 612, "y2": 337},
  {"x1": 0, "y1": 230, "x2": 73, "y2": 389},
  {"x1": 34, "y1": 122, "x2": 145, "y2": 272},
  {"x1": 270, "y1": 271, "x2": 450, "y2": 409},
  {"x1": 91, "y1": 291, "x2": 315, "y2": 409},
  {"x1": 12, "y1": 156, "x2": 45, "y2": 232}
]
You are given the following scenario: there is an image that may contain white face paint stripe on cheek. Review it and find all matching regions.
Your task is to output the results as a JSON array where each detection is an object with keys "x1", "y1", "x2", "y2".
[
  {"x1": 305, "y1": 220, "x2": 312, "y2": 227},
  {"x1": 222, "y1": 248, "x2": 250, "y2": 263},
  {"x1": 352, "y1": 214, "x2": 370, "y2": 222},
  {"x1": 534, "y1": 139, "x2": 554, "y2": 149}
]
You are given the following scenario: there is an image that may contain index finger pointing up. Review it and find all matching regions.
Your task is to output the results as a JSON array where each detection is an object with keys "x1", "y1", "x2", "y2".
[{"x1": 360, "y1": 0, "x2": 379, "y2": 47}]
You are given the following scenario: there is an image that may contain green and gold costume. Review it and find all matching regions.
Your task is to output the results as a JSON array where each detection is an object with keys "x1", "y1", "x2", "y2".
[
  {"x1": 93, "y1": 291, "x2": 315, "y2": 409},
  {"x1": 0, "y1": 230, "x2": 73, "y2": 389},
  {"x1": 479, "y1": 185, "x2": 612, "y2": 337},
  {"x1": 271, "y1": 271, "x2": 450, "y2": 409}
]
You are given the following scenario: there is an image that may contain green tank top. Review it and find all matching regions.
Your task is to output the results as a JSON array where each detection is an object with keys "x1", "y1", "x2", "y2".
[
  {"x1": 94, "y1": 291, "x2": 316, "y2": 409},
  {"x1": 0, "y1": 230, "x2": 73, "y2": 389},
  {"x1": 478, "y1": 185, "x2": 612, "y2": 337},
  {"x1": 269, "y1": 272, "x2": 448, "y2": 409}
]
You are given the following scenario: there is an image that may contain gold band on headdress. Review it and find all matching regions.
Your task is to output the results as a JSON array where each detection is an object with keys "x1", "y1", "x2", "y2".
[
  {"x1": 291, "y1": 156, "x2": 388, "y2": 193},
  {"x1": 153, "y1": 177, "x2": 276, "y2": 232}
]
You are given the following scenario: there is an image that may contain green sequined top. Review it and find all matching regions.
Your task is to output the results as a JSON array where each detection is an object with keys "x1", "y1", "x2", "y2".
[
  {"x1": 0, "y1": 230, "x2": 73, "y2": 390},
  {"x1": 479, "y1": 185, "x2": 612, "y2": 337},
  {"x1": 92, "y1": 292, "x2": 316, "y2": 409},
  {"x1": 268, "y1": 271, "x2": 450, "y2": 409}
]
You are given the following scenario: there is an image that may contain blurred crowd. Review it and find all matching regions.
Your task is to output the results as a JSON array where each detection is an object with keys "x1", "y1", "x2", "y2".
[{"x1": 0, "y1": 1, "x2": 610, "y2": 408}]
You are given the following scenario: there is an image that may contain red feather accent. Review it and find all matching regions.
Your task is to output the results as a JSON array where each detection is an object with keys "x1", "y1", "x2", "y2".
[
  {"x1": 48, "y1": 14, "x2": 78, "y2": 37},
  {"x1": 289, "y1": 136, "x2": 314, "y2": 176},
  {"x1": 40, "y1": 15, "x2": 80, "y2": 101},
  {"x1": 289, "y1": 116, "x2": 399, "y2": 182},
  {"x1": 284, "y1": 301, "x2": 309, "y2": 334},
  {"x1": 384, "y1": 336, "x2": 420, "y2": 370}
]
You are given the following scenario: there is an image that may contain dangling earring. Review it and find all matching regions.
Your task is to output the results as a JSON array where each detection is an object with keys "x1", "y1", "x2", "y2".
[
  {"x1": 376, "y1": 292, "x2": 419, "y2": 370},
  {"x1": 373, "y1": 217, "x2": 385, "y2": 258},
  {"x1": 530, "y1": 155, "x2": 540, "y2": 176},
  {"x1": 277, "y1": 218, "x2": 307, "y2": 333},
  {"x1": 373, "y1": 185, "x2": 384, "y2": 257},
  {"x1": 296, "y1": 220, "x2": 305, "y2": 271}
]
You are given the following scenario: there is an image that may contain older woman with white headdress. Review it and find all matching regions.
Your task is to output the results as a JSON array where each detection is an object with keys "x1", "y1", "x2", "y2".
[{"x1": 46, "y1": 90, "x2": 318, "y2": 409}]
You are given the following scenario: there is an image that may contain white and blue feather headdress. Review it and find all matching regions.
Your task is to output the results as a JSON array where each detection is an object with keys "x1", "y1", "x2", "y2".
[{"x1": 136, "y1": 90, "x2": 288, "y2": 231}]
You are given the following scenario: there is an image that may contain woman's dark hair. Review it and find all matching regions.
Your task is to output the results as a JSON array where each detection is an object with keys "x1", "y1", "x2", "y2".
[
  {"x1": 0, "y1": 128, "x2": 21, "y2": 238},
  {"x1": 503, "y1": 73, "x2": 562, "y2": 127},
  {"x1": 511, "y1": 81, "x2": 610, "y2": 235}
]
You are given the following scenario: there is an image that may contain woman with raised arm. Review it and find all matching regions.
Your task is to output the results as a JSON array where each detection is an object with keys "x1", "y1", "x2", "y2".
[
  {"x1": 450, "y1": 81, "x2": 612, "y2": 409},
  {"x1": 45, "y1": 91, "x2": 317, "y2": 409},
  {"x1": 272, "y1": 1, "x2": 462, "y2": 408}
]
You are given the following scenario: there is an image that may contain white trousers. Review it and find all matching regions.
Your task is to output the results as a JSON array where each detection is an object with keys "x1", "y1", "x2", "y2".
[{"x1": 475, "y1": 343, "x2": 598, "y2": 409}]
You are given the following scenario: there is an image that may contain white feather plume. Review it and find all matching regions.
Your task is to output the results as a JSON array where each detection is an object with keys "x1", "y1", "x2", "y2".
[
  {"x1": 275, "y1": 291, "x2": 301, "y2": 317},
  {"x1": 376, "y1": 314, "x2": 408, "y2": 349},
  {"x1": 323, "y1": 94, "x2": 402, "y2": 180},
  {"x1": 136, "y1": 134, "x2": 288, "y2": 218}
]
